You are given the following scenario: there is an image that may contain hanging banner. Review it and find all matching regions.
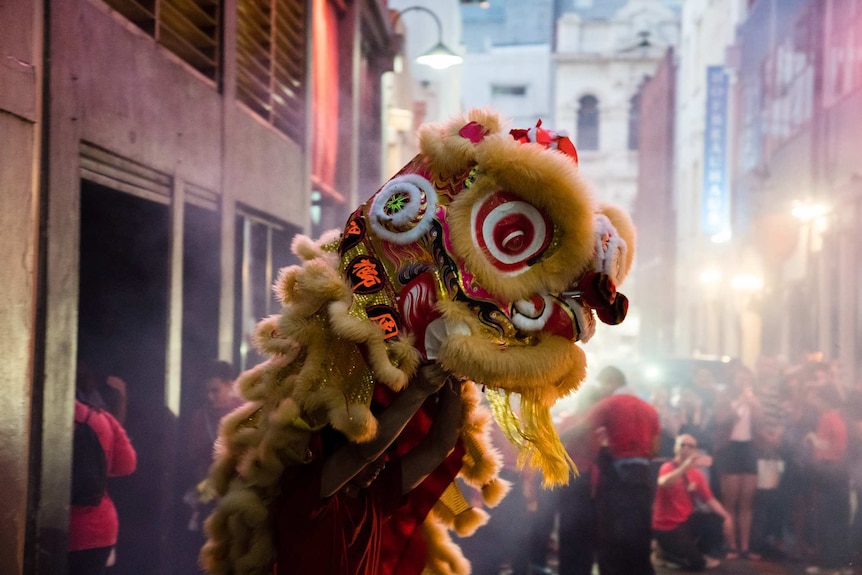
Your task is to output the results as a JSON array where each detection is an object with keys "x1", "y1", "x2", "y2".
[{"x1": 702, "y1": 66, "x2": 731, "y2": 237}]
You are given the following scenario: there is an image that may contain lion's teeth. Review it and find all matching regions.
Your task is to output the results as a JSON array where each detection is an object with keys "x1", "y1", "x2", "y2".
[{"x1": 511, "y1": 295, "x2": 553, "y2": 332}]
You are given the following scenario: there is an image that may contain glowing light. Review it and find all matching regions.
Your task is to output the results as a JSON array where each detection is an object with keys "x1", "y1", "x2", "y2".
[
  {"x1": 699, "y1": 269, "x2": 722, "y2": 284},
  {"x1": 791, "y1": 200, "x2": 831, "y2": 222},
  {"x1": 416, "y1": 42, "x2": 463, "y2": 69},
  {"x1": 397, "y1": 6, "x2": 463, "y2": 70},
  {"x1": 710, "y1": 229, "x2": 732, "y2": 243},
  {"x1": 644, "y1": 365, "x2": 661, "y2": 381},
  {"x1": 730, "y1": 274, "x2": 763, "y2": 292}
]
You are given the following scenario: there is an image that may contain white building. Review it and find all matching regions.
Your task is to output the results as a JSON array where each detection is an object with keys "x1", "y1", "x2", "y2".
[
  {"x1": 672, "y1": 0, "x2": 749, "y2": 361},
  {"x1": 458, "y1": 0, "x2": 555, "y2": 129},
  {"x1": 554, "y1": 0, "x2": 680, "y2": 212},
  {"x1": 461, "y1": 42, "x2": 552, "y2": 130},
  {"x1": 551, "y1": 0, "x2": 680, "y2": 362}
]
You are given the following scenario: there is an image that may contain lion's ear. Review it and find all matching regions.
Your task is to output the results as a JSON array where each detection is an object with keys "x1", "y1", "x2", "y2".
[
  {"x1": 418, "y1": 108, "x2": 505, "y2": 178},
  {"x1": 596, "y1": 203, "x2": 636, "y2": 285}
]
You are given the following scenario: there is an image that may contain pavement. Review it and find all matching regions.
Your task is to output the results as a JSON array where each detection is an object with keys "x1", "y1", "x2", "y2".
[
  {"x1": 655, "y1": 558, "x2": 785, "y2": 574},
  {"x1": 518, "y1": 554, "x2": 858, "y2": 575},
  {"x1": 654, "y1": 556, "x2": 854, "y2": 575}
]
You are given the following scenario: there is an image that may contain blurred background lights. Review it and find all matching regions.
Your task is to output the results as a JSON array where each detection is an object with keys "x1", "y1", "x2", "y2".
[
  {"x1": 710, "y1": 229, "x2": 732, "y2": 243},
  {"x1": 415, "y1": 43, "x2": 464, "y2": 69},
  {"x1": 791, "y1": 200, "x2": 831, "y2": 222},
  {"x1": 644, "y1": 364, "x2": 662, "y2": 381},
  {"x1": 730, "y1": 273, "x2": 764, "y2": 292},
  {"x1": 699, "y1": 269, "x2": 722, "y2": 284}
]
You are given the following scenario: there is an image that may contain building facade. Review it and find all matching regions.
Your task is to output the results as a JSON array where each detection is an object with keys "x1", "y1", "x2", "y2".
[
  {"x1": 730, "y1": 0, "x2": 862, "y2": 382},
  {"x1": 459, "y1": 0, "x2": 555, "y2": 128},
  {"x1": 665, "y1": 0, "x2": 862, "y2": 382},
  {"x1": 553, "y1": 0, "x2": 680, "y2": 359},
  {"x1": 633, "y1": 47, "x2": 676, "y2": 358},
  {"x1": 0, "y1": 1, "x2": 401, "y2": 573},
  {"x1": 671, "y1": 0, "x2": 748, "y2": 362},
  {"x1": 553, "y1": 0, "x2": 679, "y2": 211}
]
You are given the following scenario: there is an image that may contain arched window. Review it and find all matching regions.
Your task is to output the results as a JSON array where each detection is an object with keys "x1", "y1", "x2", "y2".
[
  {"x1": 628, "y1": 93, "x2": 640, "y2": 150},
  {"x1": 577, "y1": 95, "x2": 599, "y2": 150}
]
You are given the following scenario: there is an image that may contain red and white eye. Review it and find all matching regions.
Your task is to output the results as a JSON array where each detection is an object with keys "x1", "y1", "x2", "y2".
[{"x1": 471, "y1": 191, "x2": 553, "y2": 273}]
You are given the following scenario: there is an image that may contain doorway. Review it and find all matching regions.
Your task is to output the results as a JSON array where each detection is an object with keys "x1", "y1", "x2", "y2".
[{"x1": 77, "y1": 180, "x2": 173, "y2": 575}]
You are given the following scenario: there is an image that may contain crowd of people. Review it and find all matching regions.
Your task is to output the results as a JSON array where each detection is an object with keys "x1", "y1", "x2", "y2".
[
  {"x1": 464, "y1": 357, "x2": 862, "y2": 575},
  {"x1": 69, "y1": 353, "x2": 862, "y2": 575},
  {"x1": 646, "y1": 356, "x2": 862, "y2": 574}
]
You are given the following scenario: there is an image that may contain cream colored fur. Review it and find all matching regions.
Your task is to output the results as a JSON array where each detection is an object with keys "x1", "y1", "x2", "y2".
[
  {"x1": 204, "y1": 109, "x2": 635, "y2": 575},
  {"x1": 597, "y1": 203, "x2": 636, "y2": 283}
]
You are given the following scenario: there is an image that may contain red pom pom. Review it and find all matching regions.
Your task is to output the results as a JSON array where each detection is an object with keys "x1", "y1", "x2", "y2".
[
  {"x1": 459, "y1": 121, "x2": 487, "y2": 143},
  {"x1": 596, "y1": 294, "x2": 628, "y2": 325}
]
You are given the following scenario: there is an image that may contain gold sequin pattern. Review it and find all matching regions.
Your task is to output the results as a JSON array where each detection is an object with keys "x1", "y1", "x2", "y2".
[{"x1": 323, "y1": 335, "x2": 376, "y2": 409}]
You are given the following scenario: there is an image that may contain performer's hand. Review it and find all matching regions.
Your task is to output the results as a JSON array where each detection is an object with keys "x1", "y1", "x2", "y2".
[
  {"x1": 414, "y1": 363, "x2": 451, "y2": 397},
  {"x1": 106, "y1": 376, "x2": 127, "y2": 396}
]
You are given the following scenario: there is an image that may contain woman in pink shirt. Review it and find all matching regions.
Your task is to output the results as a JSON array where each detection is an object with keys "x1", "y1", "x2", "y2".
[{"x1": 69, "y1": 400, "x2": 137, "y2": 575}]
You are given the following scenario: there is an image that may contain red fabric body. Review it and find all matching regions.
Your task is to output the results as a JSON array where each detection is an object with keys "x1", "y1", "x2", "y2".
[
  {"x1": 276, "y1": 459, "x2": 404, "y2": 575},
  {"x1": 68, "y1": 400, "x2": 137, "y2": 551},
  {"x1": 652, "y1": 461, "x2": 713, "y2": 531},
  {"x1": 369, "y1": 383, "x2": 465, "y2": 574},
  {"x1": 378, "y1": 441, "x2": 465, "y2": 575}
]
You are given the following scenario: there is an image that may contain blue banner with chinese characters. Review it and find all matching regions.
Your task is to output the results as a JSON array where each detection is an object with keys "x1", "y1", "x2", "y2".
[{"x1": 702, "y1": 66, "x2": 731, "y2": 237}]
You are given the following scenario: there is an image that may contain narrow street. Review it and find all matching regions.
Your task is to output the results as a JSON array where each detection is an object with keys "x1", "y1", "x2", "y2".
[
  {"x1": 517, "y1": 543, "x2": 858, "y2": 575},
  {"x1": 656, "y1": 557, "x2": 844, "y2": 575},
  {"x1": 571, "y1": 557, "x2": 852, "y2": 575}
]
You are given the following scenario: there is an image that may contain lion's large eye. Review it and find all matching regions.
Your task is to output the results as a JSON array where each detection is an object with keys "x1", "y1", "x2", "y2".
[{"x1": 471, "y1": 191, "x2": 553, "y2": 274}]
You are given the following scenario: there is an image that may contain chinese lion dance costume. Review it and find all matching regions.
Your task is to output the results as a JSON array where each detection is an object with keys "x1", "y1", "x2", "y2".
[{"x1": 201, "y1": 109, "x2": 635, "y2": 575}]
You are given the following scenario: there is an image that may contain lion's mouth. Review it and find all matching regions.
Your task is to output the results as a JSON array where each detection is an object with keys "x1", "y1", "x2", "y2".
[
  {"x1": 511, "y1": 293, "x2": 596, "y2": 343},
  {"x1": 510, "y1": 272, "x2": 628, "y2": 344}
]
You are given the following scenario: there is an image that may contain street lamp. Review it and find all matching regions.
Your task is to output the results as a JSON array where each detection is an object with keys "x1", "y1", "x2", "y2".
[{"x1": 395, "y1": 6, "x2": 463, "y2": 70}]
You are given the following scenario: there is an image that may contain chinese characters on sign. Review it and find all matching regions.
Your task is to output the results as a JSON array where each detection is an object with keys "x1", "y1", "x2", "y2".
[{"x1": 702, "y1": 66, "x2": 731, "y2": 238}]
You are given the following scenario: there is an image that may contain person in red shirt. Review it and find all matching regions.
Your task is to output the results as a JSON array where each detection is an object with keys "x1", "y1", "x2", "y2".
[
  {"x1": 275, "y1": 363, "x2": 463, "y2": 575},
  {"x1": 652, "y1": 434, "x2": 732, "y2": 570},
  {"x1": 588, "y1": 378, "x2": 661, "y2": 575},
  {"x1": 69, "y1": 400, "x2": 138, "y2": 575},
  {"x1": 804, "y1": 384, "x2": 850, "y2": 573}
]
